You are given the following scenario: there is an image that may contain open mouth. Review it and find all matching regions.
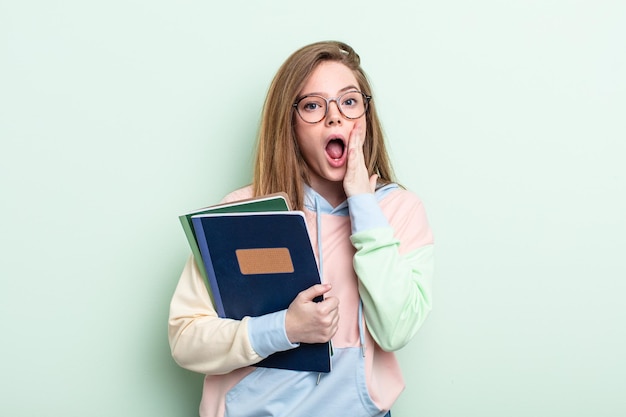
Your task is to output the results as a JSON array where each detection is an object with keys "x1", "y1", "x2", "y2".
[{"x1": 325, "y1": 138, "x2": 346, "y2": 160}]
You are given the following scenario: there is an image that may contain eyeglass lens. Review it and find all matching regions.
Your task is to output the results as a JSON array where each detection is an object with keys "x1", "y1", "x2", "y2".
[{"x1": 296, "y1": 91, "x2": 368, "y2": 123}]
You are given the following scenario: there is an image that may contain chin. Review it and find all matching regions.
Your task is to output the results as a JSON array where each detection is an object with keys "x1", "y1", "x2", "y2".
[{"x1": 323, "y1": 170, "x2": 347, "y2": 183}]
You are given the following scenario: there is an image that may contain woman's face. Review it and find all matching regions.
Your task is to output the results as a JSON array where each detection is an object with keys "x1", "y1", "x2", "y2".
[{"x1": 293, "y1": 61, "x2": 367, "y2": 197}]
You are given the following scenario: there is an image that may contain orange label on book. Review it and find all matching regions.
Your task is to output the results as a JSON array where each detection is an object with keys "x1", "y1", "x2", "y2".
[{"x1": 235, "y1": 248, "x2": 295, "y2": 275}]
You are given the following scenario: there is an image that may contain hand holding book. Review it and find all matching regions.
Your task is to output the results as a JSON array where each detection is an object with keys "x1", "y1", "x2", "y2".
[{"x1": 285, "y1": 283, "x2": 339, "y2": 344}]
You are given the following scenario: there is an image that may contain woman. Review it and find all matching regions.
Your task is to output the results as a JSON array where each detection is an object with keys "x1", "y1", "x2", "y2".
[{"x1": 169, "y1": 40, "x2": 434, "y2": 417}]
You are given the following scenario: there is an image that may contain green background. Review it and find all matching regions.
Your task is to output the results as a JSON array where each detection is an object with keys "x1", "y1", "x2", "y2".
[{"x1": 1, "y1": 1, "x2": 625, "y2": 416}]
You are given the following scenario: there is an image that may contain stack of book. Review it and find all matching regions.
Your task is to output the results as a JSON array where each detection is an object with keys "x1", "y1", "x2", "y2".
[{"x1": 179, "y1": 193, "x2": 331, "y2": 372}]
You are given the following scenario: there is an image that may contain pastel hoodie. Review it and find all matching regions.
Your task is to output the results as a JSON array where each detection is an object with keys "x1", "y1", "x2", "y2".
[{"x1": 168, "y1": 184, "x2": 434, "y2": 416}]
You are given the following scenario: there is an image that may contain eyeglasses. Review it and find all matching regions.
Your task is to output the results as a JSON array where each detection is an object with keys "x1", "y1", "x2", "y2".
[{"x1": 293, "y1": 90, "x2": 372, "y2": 124}]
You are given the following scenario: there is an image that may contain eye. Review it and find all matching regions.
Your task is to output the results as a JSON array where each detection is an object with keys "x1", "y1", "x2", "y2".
[
  {"x1": 299, "y1": 97, "x2": 325, "y2": 112},
  {"x1": 341, "y1": 93, "x2": 361, "y2": 107},
  {"x1": 303, "y1": 102, "x2": 320, "y2": 111}
]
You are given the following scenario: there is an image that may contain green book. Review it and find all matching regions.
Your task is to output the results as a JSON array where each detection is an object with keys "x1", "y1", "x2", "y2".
[{"x1": 179, "y1": 192, "x2": 291, "y2": 303}]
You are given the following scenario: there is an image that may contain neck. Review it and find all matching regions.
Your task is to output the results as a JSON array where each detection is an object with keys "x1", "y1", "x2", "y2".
[{"x1": 307, "y1": 179, "x2": 346, "y2": 208}]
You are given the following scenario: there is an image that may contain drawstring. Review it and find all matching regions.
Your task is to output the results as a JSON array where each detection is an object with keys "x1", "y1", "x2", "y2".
[
  {"x1": 315, "y1": 196, "x2": 324, "y2": 385},
  {"x1": 312, "y1": 194, "x2": 367, "y2": 385},
  {"x1": 315, "y1": 195, "x2": 324, "y2": 283}
]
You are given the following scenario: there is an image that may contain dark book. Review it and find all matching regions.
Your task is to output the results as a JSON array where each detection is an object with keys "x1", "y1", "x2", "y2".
[
  {"x1": 179, "y1": 193, "x2": 290, "y2": 304},
  {"x1": 191, "y1": 210, "x2": 331, "y2": 373}
]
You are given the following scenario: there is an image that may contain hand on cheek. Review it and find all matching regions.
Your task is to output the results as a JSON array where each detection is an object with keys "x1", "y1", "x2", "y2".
[{"x1": 343, "y1": 122, "x2": 378, "y2": 198}]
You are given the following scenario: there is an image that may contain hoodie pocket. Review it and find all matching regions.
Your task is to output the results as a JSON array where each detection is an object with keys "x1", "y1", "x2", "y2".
[{"x1": 225, "y1": 348, "x2": 385, "y2": 417}]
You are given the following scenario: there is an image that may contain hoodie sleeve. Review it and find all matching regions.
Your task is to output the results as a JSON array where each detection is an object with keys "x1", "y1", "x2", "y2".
[
  {"x1": 348, "y1": 190, "x2": 434, "y2": 352},
  {"x1": 168, "y1": 256, "x2": 263, "y2": 374},
  {"x1": 168, "y1": 256, "x2": 298, "y2": 374}
]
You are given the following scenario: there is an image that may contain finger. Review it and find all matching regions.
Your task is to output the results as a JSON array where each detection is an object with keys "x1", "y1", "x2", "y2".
[
  {"x1": 369, "y1": 174, "x2": 379, "y2": 192},
  {"x1": 318, "y1": 295, "x2": 339, "y2": 311},
  {"x1": 349, "y1": 122, "x2": 364, "y2": 152},
  {"x1": 298, "y1": 283, "x2": 332, "y2": 302},
  {"x1": 347, "y1": 123, "x2": 366, "y2": 171}
]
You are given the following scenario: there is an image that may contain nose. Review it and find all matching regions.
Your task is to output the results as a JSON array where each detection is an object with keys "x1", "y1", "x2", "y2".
[{"x1": 325, "y1": 99, "x2": 342, "y2": 125}]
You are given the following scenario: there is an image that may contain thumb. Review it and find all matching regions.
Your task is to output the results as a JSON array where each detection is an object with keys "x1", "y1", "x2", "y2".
[
  {"x1": 298, "y1": 283, "x2": 332, "y2": 302},
  {"x1": 369, "y1": 174, "x2": 379, "y2": 192}
]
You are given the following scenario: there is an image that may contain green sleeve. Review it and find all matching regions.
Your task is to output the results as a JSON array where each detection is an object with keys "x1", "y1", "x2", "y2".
[{"x1": 351, "y1": 227, "x2": 434, "y2": 351}]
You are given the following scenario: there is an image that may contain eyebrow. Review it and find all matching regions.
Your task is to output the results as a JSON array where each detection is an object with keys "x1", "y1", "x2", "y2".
[{"x1": 298, "y1": 85, "x2": 360, "y2": 98}]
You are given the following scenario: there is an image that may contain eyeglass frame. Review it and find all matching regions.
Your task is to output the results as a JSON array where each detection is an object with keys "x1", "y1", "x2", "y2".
[{"x1": 292, "y1": 90, "x2": 372, "y2": 124}]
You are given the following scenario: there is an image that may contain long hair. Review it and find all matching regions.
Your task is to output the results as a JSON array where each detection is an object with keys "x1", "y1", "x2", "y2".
[{"x1": 253, "y1": 40, "x2": 396, "y2": 211}]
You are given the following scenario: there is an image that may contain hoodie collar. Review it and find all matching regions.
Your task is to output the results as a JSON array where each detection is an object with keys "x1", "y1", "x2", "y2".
[
  {"x1": 303, "y1": 183, "x2": 399, "y2": 216},
  {"x1": 303, "y1": 184, "x2": 350, "y2": 216}
]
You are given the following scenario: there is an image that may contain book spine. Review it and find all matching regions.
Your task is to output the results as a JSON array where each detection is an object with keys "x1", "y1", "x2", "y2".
[
  {"x1": 191, "y1": 216, "x2": 226, "y2": 317},
  {"x1": 179, "y1": 215, "x2": 216, "y2": 305}
]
